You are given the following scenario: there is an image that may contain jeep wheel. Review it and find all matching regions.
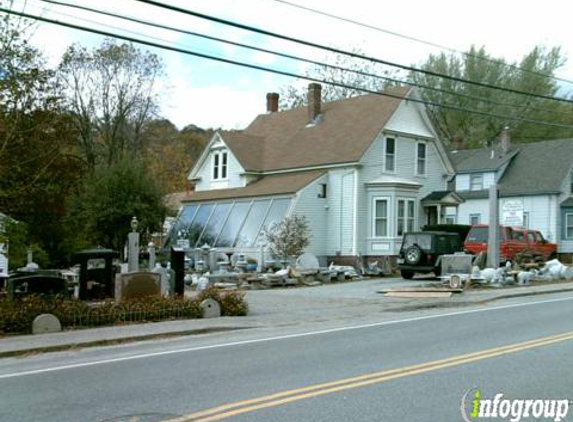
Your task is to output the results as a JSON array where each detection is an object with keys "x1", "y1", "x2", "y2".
[
  {"x1": 401, "y1": 270, "x2": 414, "y2": 279},
  {"x1": 404, "y1": 245, "x2": 422, "y2": 265}
]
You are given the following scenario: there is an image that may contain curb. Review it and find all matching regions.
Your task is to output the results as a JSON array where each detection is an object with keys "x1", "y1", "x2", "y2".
[
  {"x1": 0, "y1": 326, "x2": 249, "y2": 359},
  {"x1": 386, "y1": 286, "x2": 573, "y2": 313},
  {"x1": 2, "y1": 285, "x2": 573, "y2": 358}
]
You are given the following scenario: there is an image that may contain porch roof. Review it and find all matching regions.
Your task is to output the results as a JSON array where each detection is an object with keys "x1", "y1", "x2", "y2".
[{"x1": 421, "y1": 191, "x2": 464, "y2": 206}]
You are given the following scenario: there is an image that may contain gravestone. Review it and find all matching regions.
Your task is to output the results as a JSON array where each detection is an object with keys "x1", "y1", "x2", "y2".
[
  {"x1": 115, "y1": 272, "x2": 161, "y2": 304},
  {"x1": 152, "y1": 263, "x2": 170, "y2": 296},
  {"x1": 200, "y1": 298, "x2": 221, "y2": 318},
  {"x1": 297, "y1": 253, "x2": 320, "y2": 271},
  {"x1": 32, "y1": 314, "x2": 62, "y2": 334}
]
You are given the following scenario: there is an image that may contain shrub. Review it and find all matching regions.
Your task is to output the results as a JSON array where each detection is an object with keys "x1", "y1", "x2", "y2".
[
  {"x1": 0, "y1": 290, "x2": 247, "y2": 335},
  {"x1": 198, "y1": 286, "x2": 249, "y2": 317}
]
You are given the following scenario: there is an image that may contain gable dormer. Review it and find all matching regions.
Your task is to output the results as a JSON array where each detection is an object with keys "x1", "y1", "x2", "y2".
[{"x1": 188, "y1": 132, "x2": 246, "y2": 191}]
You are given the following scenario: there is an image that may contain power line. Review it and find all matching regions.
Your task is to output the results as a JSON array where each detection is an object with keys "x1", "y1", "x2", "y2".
[
  {"x1": 129, "y1": 0, "x2": 573, "y2": 106},
  {"x1": 39, "y1": 0, "x2": 570, "y2": 118},
  {"x1": 3, "y1": 7, "x2": 573, "y2": 132},
  {"x1": 268, "y1": 0, "x2": 573, "y2": 87}
]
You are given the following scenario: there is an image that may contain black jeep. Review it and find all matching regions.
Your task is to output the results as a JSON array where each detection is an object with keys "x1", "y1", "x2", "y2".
[{"x1": 397, "y1": 231, "x2": 463, "y2": 279}]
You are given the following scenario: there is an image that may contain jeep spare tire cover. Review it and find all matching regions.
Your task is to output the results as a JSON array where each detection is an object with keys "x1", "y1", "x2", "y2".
[{"x1": 405, "y1": 245, "x2": 422, "y2": 265}]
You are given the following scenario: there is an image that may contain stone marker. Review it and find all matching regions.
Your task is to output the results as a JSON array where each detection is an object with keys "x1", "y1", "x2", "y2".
[
  {"x1": 297, "y1": 253, "x2": 320, "y2": 270},
  {"x1": 115, "y1": 272, "x2": 161, "y2": 304},
  {"x1": 200, "y1": 298, "x2": 221, "y2": 318},
  {"x1": 32, "y1": 313, "x2": 62, "y2": 334}
]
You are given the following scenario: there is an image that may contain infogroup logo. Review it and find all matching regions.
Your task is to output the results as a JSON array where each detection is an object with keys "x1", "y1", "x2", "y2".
[{"x1": 461, "y1": 388, "x2": 570, "y2": 422}]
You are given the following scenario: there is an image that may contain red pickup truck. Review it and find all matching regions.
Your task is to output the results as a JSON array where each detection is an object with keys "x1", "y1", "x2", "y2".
[{"x1": 464, "y1": 225, "x2": 557, "y2": 262}]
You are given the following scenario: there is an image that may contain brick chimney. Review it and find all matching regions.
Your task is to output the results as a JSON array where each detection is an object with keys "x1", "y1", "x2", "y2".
[
  {"x1": 451, "y1": 136, "x2": 464, "y2": 150},
  {"x1": 500, "y1": 126, "x2": 511, "y2": 155},
  {"x1": 307, "y1": 83, "x2": 322, "y2": 122},
  {"x1": 266, "y1": 92, "x2": 279, "y2": 113}
]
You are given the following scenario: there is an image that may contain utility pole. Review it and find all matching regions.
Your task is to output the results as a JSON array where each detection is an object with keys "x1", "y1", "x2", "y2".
[{"x1": 487, "y1": 184, "x2": 500, "y2": 268}]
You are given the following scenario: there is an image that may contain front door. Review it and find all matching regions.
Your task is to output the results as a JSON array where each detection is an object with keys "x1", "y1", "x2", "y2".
[{"x1": 427, "y1": 206, "x2": 438, "y2": 226}]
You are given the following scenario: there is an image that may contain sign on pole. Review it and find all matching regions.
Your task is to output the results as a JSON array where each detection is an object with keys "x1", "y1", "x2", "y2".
[{"x1": 502, "y1": 200, "x2": 524, "y2": 227}]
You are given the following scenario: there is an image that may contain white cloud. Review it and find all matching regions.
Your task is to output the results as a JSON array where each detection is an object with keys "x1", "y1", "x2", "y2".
[{"x1": 165, "y1": 84, "x2": 264, "y2": 130}]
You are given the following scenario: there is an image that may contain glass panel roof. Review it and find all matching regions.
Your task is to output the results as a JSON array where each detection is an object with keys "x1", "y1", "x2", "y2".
[
  {"x1": 216, "y1": 202, "x2": 251, "y2": 247},
  {"x1": 167, "y1": 197, "x2": 292, "y2": 250}
]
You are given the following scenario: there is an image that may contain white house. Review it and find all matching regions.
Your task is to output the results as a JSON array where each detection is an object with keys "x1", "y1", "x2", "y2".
[
  {"x1": 450, "y1": 137, "x2": 573, "y2": 255},
  {"x1": 167, "y1": 84, "x2": 457, "y2": 264}
]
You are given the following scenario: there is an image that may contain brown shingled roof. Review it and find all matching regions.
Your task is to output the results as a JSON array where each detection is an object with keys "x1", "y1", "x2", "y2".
[
  {"x1": 182, "y1": 170, "x2": 325, "y2": 202},
  {"x1": 221, "y1": 86, "x2": 411, "y2": 172}
]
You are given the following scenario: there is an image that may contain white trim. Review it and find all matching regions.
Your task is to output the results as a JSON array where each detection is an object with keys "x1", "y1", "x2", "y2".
[
  {"x1": 383, "y1": 129, "x2": 434, "y2": 141},
  {"x1": 242, "y1": 162, "x2": 361, "y2": 176},
  {"x1": 470, "y1": 173, "x2": 484, "y2": 191},
  {"x1": 469, "y1": 213, "x2": 481, "y2": 225},
  {"x1": 566, "y1": 213, "x2": 573, "y2": 240},
  {"x1": 212, "y1": 150, "x2": 229, "y2": 182},
  {"x1": 396, "y1": 197, "x2": 416, "y2": 237},
  {"x1": 352, "y1": 168, "x2": 359, "y2": 255},
  {"x1": 415, "y1": 140, "x2": 427, "y2": 177},
  {"x1": 372, "y1": 196, "x2": 390, "y2": 238},
  {"x1": 384, "y1": 136, "x2": 396, "y2": 174}
]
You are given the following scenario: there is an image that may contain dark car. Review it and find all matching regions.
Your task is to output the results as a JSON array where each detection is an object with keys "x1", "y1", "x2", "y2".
[{"x1": 397, "y1": 231, "x2": 463, "y2": 279}]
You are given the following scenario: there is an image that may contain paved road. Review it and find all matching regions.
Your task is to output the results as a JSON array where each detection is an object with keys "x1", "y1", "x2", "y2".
[{"x1": 1, "y1": 292, "x2": 573, "y2": 422}]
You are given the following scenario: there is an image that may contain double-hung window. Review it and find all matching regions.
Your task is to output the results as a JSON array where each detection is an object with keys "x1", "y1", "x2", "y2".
[
  {"x1": 213, "y1": 151, "x2": 228, "y2": 180},
  {"x1": 374, "y1": 199, "x2": 388, "y2": 237},
  {"x1": 416, "y1": 142, "x2": 426, "y2": 175},
  {"x1": 385, "y1": 137, "x2": 395, "y2": 172},
  {"x1": 566, "y1": 213, "x2": 573, "y2": 239},
  {"x1": 470, "y1": 174, "x2": 483, "y2": 191},
  {"x1": 397, "y1": 199, "x2": 415, "y2": 236}
]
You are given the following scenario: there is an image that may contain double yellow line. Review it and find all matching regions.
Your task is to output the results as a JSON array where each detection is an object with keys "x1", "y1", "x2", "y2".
[{"x1": 164, "y1": 331, "x2": 573, "y2": 422}]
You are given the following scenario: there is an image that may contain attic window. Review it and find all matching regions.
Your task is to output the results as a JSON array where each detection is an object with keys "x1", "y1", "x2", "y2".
[{"x1": 213, "y1": 151, "x2": 228, "y2": 180}]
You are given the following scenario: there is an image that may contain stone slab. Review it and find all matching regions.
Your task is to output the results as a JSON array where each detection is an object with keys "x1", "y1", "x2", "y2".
[
  {"x1": 200, "y1": 298, "x2": 221, "y2": 318},
  {"x1": 32, "y1": 314, "x2": 62, "y2": 334}
]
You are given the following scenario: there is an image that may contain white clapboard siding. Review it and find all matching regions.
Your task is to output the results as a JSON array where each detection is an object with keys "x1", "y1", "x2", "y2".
[
  {"x1": 194, "y1": 149, "x2": 245, "y2": 191},
  {"x1": 324, "y1": 169, "x2": 355, "y2": 256},
  {"x1": 357, "y1": 130, "x2": 448, "y2": 255},
  {"x1": 291, "y1": 174, "x2": 328, "y2": 256},
  {"x1": 459, "y1": 195, "x2": 560, "y2": 244}
]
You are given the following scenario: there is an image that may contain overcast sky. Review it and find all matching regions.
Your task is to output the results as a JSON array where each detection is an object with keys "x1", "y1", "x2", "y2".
[{"x1": 8, "y1": 0, "x2": 573, "y2": 129}]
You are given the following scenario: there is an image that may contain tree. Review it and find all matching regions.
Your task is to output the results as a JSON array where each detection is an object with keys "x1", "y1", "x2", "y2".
[
  {"x1": 66, "y1": 158, "x2": 167, "y2": 255},
  {"x1": 409, "y1": 45, "x2": 573, "y2": 148},
  {"x1": 141, "y1": 119, "x2": 210, "y2": 193},
  {"x1": 0, "y1": 219, "x2": 49, "y2": 270},
  {"x1": 0, "y1": 4, "x2": 84, "y2": 265},
  {"x1": 279, "y1": 48, "x2": 401, "y2": 110},
  {"x1": 265, "y1": 216, "x2": 311, "y2": 263},
  {"x1": 59, "y1": 39, "x2": 164, "y2": 170}
]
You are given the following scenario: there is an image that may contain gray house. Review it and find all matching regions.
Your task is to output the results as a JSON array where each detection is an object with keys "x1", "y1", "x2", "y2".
[
  {"x1": 450, "y1": 137, "x2": 573, "y2": 255},
  {"x1": 167, "y1": 84, "x2": 457, "y2": 263}
]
